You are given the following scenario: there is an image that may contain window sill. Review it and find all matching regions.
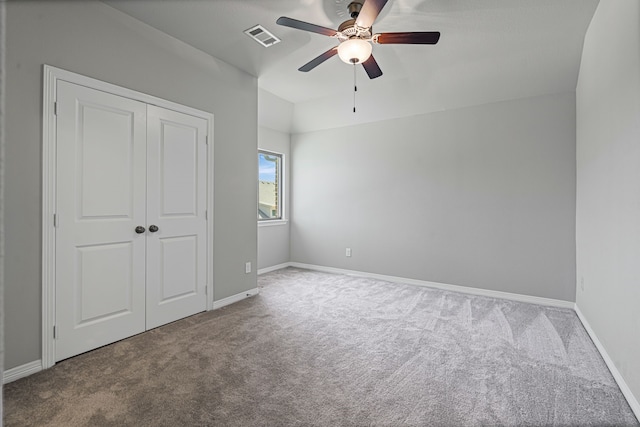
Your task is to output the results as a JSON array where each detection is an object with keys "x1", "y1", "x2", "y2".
[{"x1": 258, "y1": 219, "x2": 289, "y2": 227}]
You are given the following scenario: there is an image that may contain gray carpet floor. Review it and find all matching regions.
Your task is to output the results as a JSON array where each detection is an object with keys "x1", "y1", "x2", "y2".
[{"x1": 4, "y1": 267, "x2": 639, "y2": 426}]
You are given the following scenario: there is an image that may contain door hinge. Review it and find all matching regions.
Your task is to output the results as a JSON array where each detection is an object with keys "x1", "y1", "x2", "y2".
[
  {"x1": 53, "y1": 213, "x2": 58, "y2": 227},
  {"x1": 53, "y1": 325, "x2": 57, "y2": 339},
  {"x1": 205, "y1": 135, "x2": 209, "y2": 145},
  {"x1": 205, "y1": 210, "x2": 208, "y2": 220},
  {"x1": 54, "y1": 102, "x2": 58, "y2": 116}
]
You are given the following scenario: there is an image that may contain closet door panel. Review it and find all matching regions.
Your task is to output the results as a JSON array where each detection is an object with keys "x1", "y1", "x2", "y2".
[
  {"x1": 55, "y1": 81, "x2": 147, "y2": 362},
  {"x1": 146, "y1": 106, "x2": 208, "y2": 329}
]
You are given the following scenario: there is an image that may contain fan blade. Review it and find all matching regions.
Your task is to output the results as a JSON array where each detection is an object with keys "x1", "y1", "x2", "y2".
[
  {"x1": 375, "y1": 32, "x2": 441, "y2": 44},
  {"x1": 276, "y1": 17, "x2": 337, "y2": 37},
  {"x1": 362, "y1": 55, "x2": 383, "y2": 79},
  {"x1": 299, "y1": 47, "x2": 339, "y2": 72},
  {"x1": 356, "y1": 0, "x2": 389, "y2": 28}
]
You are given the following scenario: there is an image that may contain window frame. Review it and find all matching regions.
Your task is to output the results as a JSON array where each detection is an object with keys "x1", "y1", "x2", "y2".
[{"x1": 258, "y1": 149, "x2": 285, "y2": 223}]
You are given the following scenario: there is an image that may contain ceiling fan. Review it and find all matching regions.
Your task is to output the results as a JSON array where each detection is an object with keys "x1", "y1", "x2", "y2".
[{"x1": 276, "y1": 0, "x2": 440, "y2": 79}]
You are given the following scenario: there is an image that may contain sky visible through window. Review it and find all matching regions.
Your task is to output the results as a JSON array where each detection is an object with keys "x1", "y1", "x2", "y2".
[{"x1": 259, "y1": 154, "x2": 276, "y2": 182}]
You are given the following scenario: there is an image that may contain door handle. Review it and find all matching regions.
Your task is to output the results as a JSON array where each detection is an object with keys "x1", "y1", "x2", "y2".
[
  {"x1": 135, "y1": 226, "x2": 146, "y2": 234},
  {"x1": 149, "y1": 225, "x2": 159, "y2": 233}
]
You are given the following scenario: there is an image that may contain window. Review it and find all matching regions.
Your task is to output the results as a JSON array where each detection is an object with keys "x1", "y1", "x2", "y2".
[{"x1": 258, "y1": 150, "x2": 283, "y2": 221}]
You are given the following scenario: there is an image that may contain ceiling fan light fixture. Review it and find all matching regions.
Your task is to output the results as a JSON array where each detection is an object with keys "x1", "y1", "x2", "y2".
[{"x1": 337, "y1": 38, "x2": 372, "y2": 64}]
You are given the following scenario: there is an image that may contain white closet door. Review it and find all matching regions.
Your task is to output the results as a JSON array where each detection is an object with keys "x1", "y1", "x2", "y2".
[
  {"x1": 145, "y1": 106, "x2": 208, "y2": 329},
  {"x1": 55, "y1": 81, "x2": 147, "y2": 361}
]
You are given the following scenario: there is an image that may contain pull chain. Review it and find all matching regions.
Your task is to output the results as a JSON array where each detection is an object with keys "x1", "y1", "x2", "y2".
[{"x1": 353, "y1": 63, "x2": 357, "y2": 113}]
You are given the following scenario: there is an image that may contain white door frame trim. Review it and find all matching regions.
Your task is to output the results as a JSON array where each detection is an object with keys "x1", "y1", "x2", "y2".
[{"x1": 41, "y1": 65, "x2": 215, "y2": 369}]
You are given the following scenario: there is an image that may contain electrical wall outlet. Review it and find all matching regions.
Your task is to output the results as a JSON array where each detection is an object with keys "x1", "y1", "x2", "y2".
[
  {"x1": 245, "y1": 262, "x2": 252, "y2": 274},
  {"x1": 346, "y1": 248, "x2": 352, "y2": 257}
]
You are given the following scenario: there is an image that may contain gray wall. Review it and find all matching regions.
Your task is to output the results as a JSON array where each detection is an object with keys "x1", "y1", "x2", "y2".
[
  {"x1": 5, "y1": 1, "x2": 257, "y2": 370},
  {"x1": 1, "y1": 0, "x2": 6, "y2": 414},
  {"x1": 257, "y1": 90, "x2": 292, "y2": 271},
  {"x1": 291, "y1": 93, "x2": 577, "y2": 301},
  {"x1": 576, "y1": 0, "x2": 640, "y2": 406}
]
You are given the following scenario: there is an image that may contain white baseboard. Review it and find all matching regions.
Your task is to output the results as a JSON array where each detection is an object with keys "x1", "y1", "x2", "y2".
[
  {"x1": 212, "y1": 287, "x2": 259, "y2": 310},
  {"x1": 575, "y1": 305, "x2": 640, "y2": 420},
  {"x1": 287, "y1": 262, "x2": 574, "y2": 309},
  {"x1": 3, "y1": 360, "x2": 43, "y2": 384},
  {"x1": 257, "y1": 263, "x2": 291, "y2": 275}
]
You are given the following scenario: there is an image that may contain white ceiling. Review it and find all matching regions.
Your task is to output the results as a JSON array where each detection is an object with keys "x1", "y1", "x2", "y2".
[{"x1": 103, "y1": 0, "x2": 599, "y2": 132}]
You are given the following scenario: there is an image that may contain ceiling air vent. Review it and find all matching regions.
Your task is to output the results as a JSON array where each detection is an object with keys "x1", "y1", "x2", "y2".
[{"x1": 244, "y1": 25, "x2": 281, "y2": 48}]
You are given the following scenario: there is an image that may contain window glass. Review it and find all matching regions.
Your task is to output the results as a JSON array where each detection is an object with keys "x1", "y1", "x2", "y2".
[{"x1": 258, "y1": 151, "x2": 282, "y2": 220}]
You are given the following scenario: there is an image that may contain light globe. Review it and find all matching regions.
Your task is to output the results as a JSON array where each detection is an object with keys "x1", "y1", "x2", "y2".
[{"x1": 337, "y1": 39, "x2": 372, "y2": 64}]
